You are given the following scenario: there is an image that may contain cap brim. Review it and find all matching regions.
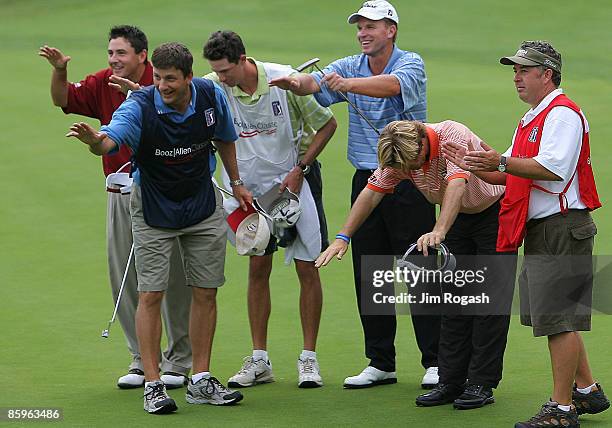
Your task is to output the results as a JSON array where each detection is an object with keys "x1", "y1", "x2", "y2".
[
  {"x1": 500, "y1": 55, "x2": 540, "y2": 66},
  {"x1": 347, "y1": 11, "x2": 382, "y2": 24}
]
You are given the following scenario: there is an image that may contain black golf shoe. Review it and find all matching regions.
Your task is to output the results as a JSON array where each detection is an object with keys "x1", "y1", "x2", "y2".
[
  {"x1": 416, "y1": 383, "x2": 464, "y2": 407},
  {"x1": 453, "y1": 384, "x2": 494, "y2": 410}
]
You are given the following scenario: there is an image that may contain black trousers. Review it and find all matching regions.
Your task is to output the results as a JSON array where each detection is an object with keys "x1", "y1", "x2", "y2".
[
  {"x1": 439, "y1": 200, "x2": 517, "y2": 388},
  {"x1": 351, "y1": 170, "x2": 439, "y2": 372}
]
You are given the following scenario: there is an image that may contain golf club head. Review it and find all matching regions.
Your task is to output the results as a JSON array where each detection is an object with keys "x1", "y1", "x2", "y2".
[
  {"x1": 101, "y1": 329, "x2": 109, "y2": 338},
  {"x1": 296, "y1": 57, "x2": 321, "y2": 72},
  {"x1": 397, "y1": 242, "x2": 456, "y2": 272}
]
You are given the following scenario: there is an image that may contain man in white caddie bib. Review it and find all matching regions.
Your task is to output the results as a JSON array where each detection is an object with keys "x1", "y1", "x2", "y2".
[{"x1": 203, "y1": 30, "x2": 337, "y2": 388}]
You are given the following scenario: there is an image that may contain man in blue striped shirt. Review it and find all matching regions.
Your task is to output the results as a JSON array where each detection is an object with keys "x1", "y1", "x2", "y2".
[{"x1": 270, "y1": 0, "x2": 439, "y2": 389}]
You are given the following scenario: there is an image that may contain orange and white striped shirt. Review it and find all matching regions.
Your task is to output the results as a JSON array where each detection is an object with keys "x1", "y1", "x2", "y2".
[{"x1": 367, "y1": 120, "x2": 505, "y2": 214}]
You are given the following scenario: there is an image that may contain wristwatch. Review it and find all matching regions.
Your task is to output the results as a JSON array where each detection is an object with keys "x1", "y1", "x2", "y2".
[
  {"x1": 229, "y1": 179, "x2": 244, "y2": 187},
  {"x1": 297, "y1": 161, "x2": 311, "y2": 175},
  {"x1": 497, "y1": 156, "x2": 508, "y2": 173}
]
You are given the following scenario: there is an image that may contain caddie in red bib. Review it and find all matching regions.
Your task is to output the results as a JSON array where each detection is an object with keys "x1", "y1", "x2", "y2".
[{"x1": 444, "y1": 40, "x2": 608, "y2": 428}]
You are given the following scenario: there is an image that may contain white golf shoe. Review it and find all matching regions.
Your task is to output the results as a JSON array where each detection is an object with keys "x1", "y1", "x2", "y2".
[
  {"x1": 161, "y1": 372, "x2": 188, "y2": 389},
  {"x1": 343, "y1": 366, "x2": 397, "y2": 389},
  {"x1": 297, "y1": 357, "x2": 323, "y2": 388},
  {"x1": 421, "y1": 366, "x2": 439, "y2": 389},
  {"x1": 117, "y1": 368, "x2": 145, "y2": 389},
  {"x1": 227, "y1": 356, "x2": 274, "y2": 387}
]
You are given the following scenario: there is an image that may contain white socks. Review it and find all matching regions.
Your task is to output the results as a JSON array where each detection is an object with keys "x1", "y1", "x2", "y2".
[
  {"x1": 300, "y1": 350, "x2": 317, "y2": 360},
  {"x1": 576, "y1": 383, "x2": 596, "y2": 394},
  {"x1": 557, "y1": 404, "x2": 572, "y2": 412},
  {"x1": 252, "y1": 349, "x2": 269, "y2": 362},
  {"x1": 252, "y1": 349, "x2": 317, "y2": 362},
  {"x1": 191, "y1": 371, "x2": 210, "y2": 384}
]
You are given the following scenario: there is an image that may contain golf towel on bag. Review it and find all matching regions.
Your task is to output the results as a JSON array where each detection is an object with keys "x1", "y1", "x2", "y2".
[{"x1": 221, "y1": 177, "x2": 321, "y2": 264}]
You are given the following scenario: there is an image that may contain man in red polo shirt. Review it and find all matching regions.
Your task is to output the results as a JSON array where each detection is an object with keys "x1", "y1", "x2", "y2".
[
  {"x1": 39, "y1": 25, "x2": 192, "y2": 390},
  {"x1": 317, "y1": 119, "x2": 517, "y2": 409}
]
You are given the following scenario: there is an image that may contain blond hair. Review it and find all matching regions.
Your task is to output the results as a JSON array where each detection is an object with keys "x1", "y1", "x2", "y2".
[{"x1": 377, "y1": 120, "x2": 426, "y2": 169}]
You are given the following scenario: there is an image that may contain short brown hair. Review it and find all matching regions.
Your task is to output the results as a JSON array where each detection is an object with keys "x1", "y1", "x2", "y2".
[
  {"x1": 203, "y1": 30, "x2": 246, "y2": 64},
  {"x1": 151, "y1": 42, "x2": 193, "y2": 77},
  {"x1": 377, "y1": 120, "x2": 426, "y2": 169}
]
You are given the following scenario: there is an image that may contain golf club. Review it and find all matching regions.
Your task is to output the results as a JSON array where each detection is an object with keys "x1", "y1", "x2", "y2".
[
  {"x1": 295, "y1": 57, "x2": 380, "y2": 135},
  {"x1": 397, "y1": 242, "x2": 456, "y2": 272},
  {"x1": 101, "y1": 243, "x2": 134, "y2": 338}
]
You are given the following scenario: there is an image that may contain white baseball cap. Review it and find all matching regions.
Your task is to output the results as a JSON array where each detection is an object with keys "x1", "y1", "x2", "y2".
[
  {"x1": 227, "y1": 203, "x2": 271, "y2": 256},
  {"x1": 347, "y1": 1, "x2": 399, "y2": 24}
]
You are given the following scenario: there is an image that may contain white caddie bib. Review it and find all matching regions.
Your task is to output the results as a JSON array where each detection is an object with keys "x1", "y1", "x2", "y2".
[{"x1": 220, "y1": 62, "x2": 302, "y2": 197}]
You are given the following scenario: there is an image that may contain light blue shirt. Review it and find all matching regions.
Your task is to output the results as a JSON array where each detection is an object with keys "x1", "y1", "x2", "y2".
[
  {"x1": 312, "y1": 46, "x2": 427, "y2": 170},
  {"x1": 101, "y1": 81, "x2": 236, "y2": 181}
]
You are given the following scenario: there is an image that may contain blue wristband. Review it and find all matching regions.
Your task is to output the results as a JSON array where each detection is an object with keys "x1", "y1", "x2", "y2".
[{"x1": 336, "y1": 233, "x2": 350, "y2": 244}]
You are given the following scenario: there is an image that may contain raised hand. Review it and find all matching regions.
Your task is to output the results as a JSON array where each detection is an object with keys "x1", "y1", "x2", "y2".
[
  {"x1": 463, "y1": 141, "x2": 501, "y2": 172},
  {"x1": 442, "y1": 140, "x2": 470, "y2": 170},
  {"x1": 66, "y1": 122, "x2": 105, "y2": 147},
  {"x1": 109, "y1": 75, "x2": 141, "y2": 95},
  {"x1": 269, "y1": 76, "x2": 300, "y2": 91},
  {"x1": 39, "y1": 45, "x2": 71, "y2": 70}
]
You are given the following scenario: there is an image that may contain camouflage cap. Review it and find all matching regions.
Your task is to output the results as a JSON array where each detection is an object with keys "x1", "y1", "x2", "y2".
[{"x1": 500, "y1": 46, "x2": 561, "y2": 73}]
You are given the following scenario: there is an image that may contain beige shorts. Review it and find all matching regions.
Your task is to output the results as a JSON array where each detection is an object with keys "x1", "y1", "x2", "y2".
[{"x1": 130, "y1": 183, "x2": 227, "y2": 292}]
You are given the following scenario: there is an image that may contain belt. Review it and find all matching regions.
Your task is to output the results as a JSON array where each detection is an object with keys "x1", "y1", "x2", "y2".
[
  {"x1": 106, "y1": 187, "x2": 131, "y2": 195},
  {"x1": 527, "y1": 208, "x2": 588, "y2": 227}
]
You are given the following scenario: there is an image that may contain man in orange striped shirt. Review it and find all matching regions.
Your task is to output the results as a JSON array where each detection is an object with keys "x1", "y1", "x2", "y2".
[{"x1": 316, "y1": 119, "x2": 516, "y2": 409}]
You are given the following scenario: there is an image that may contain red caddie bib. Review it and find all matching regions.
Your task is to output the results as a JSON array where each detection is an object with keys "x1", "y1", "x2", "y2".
[{"x1": 496, "y1": 94, "x2": 601, "y2": 252}]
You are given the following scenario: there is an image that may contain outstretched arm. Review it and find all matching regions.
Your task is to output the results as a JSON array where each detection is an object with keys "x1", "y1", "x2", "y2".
[
  {"x1": 39, "y1": 45, "x2": 71, "y2": 107},
  {"x1": 315, "y1": 188, "x2": 384, "y2": 267},
  {"x1": 269, "y1": 73, "x2": 321, "y2": 96},
  {"x1": 66, "y1": 122, "x2": 117, "y2": 155},
  {"x1": 321, "y1": 73, "x2": 400, "y2": 98},
  {"x1": 461, "y1": 140, "x2": 561, "y2": 181}
]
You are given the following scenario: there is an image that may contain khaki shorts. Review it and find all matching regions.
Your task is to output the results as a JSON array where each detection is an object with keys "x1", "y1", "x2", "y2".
[
  {"x1": 519, "y1": 210, "x2": 597, "y2": 337},
  {"x1": 130, "y1": 183, "x2": 227, "y2": 292}
]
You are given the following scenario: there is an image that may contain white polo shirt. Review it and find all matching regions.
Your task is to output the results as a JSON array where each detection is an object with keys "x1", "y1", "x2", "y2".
[{"x1": 503, "y1": 89, "x2": 588, "y2": 220}]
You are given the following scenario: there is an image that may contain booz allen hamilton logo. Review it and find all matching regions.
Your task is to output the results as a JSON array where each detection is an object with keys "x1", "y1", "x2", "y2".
[{"x1": 528, "y1": 126, "x2": 539, "y2": 143}]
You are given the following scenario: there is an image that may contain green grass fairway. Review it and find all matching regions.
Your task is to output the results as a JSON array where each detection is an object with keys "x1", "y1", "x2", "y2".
[{"x1": 1, "y1": 0, "x2": 611, "y2": 426}]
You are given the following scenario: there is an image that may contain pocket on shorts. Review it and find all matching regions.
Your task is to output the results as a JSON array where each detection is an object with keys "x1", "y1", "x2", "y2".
[
  {"x1": 570, "y1": 221, "x2": 597, "y2": 240},
  {"x1": 569, "y1": 221, "x2": 597, "y2": 255}
]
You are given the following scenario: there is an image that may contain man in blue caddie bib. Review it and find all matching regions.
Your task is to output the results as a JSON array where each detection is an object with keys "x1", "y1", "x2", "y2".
[{"x1": 67, "y1": 42, "x2": 250, "y2": 415}]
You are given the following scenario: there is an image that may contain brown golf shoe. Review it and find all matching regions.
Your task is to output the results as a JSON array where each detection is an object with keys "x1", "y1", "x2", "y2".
[
  {"x1": 572, "y1": 383, "x2": 610, "y2": 415},
  {"x1": 514, "y1": 401, "x2": 579, "y2": 428}
]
